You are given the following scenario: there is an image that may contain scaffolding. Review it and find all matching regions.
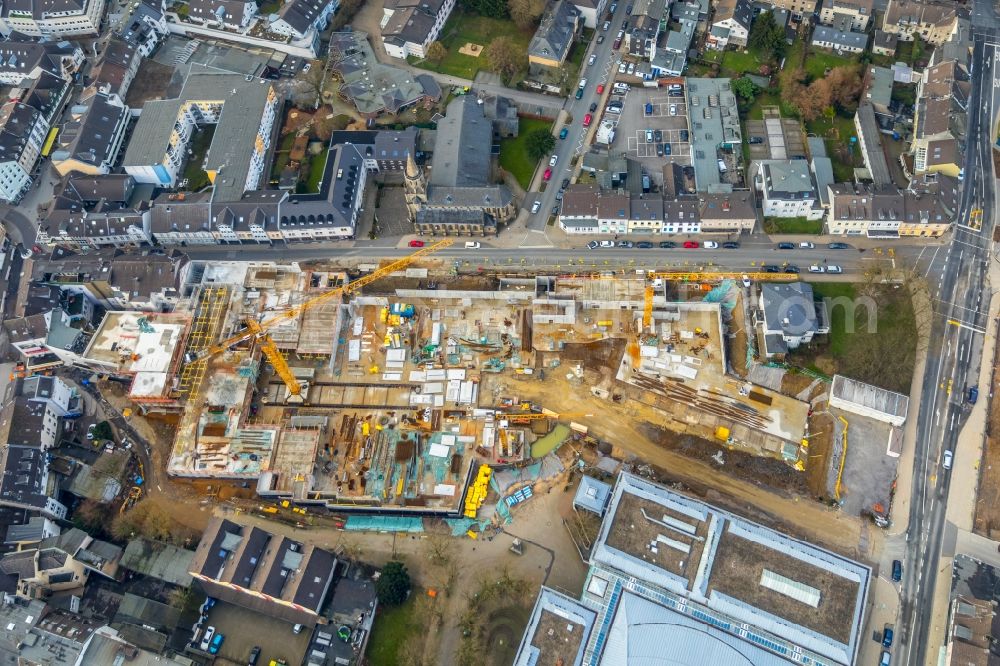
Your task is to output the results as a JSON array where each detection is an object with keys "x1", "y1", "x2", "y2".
[{"x1": 177, "y1": 286, "x2": 230, "y2": 398}]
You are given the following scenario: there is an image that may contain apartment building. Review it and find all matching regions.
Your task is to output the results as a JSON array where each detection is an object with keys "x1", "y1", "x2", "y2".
[
  {"x1": 381, "y1": 0, "x2": 456, "y2": 59},
  {"x1": 0, "y1": 101, "x2": 47, "y2": 203},
  {"x1": 754, "y1": 160, "x2": 825, "y2": 220},
  {"x1": 881, "y1": 0, "x2": 959, "y2": 46},
  {"x1": 0, "y1": 0, "x2": 105, "y2": 36},
  {"x1": 819, "y1": 0, "x2": 873, "y2": 31},
  {"x1": 50, "y1": 93, "x2": 130, "y2": 177},
  {"x1": 187, "y1": 0, "x2": 258, "y2": 29},
  {"x1": 707, "y1": 0, "x2": 753, "y2": 49}
]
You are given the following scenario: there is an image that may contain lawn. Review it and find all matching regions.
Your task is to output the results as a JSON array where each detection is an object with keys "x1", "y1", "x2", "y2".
[
  {"x1": 802, "y1": 47, "x2": 858, "y2": 79},
  {"x1": 182, "y1": 126, "x2": 215, "y2": 192},
  {"x1": 367, "y1": 595, "x2": 420, "y2": 666},
  {"x1": 806, "y1": 113, "x2": 862, "y2": 181},
  {"x1": 744, "y1": 91, "x2": 797, "y2": 120},
  {"x1": 304, "y1": 149, "x2": 328, "y2": 193},
  {"x1": 271, "y1": 132, "x2": 296, "y2": 178},
  {"x1": 763, "y1": 217, "x2": 824, "y2": 234},
  {"x1": 895, "y1": 37, "x2": 928, "y2": 67},
  {"x1": 791, "y1": 282, "x2": 917, "y2": 393},
  {"x1": 499, "y1": 118, "x2": 553, "y2": 189},
  {"x1": 722, "y1": 48, "x2": 766, "y2": 76},
  {"x1": 410, "y1": 11, "x2": 532, "y2": 81}
]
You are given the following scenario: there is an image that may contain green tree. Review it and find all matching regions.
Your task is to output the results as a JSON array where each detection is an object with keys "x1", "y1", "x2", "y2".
[
  {"x1": 376, "y1": 561, "x2": 412, "y2": 606},
  {"x1": 748, "y1": 12, "x2": 786, "y2": 61},
  {"x1": 732, "y1": 77, "x2": 759, "y2": 102},
  {"x1": 484, "y1": 36, "x2": 523, "y2": 84},
  {"x1": 426, "y1": 41, "x2": 447, "y2": 64},
  {"x1": 459, "y1": 0, "x2": 507, "y2": 17},
  {"x1": 525, "y1": 128, "x2": 556, "y2": 161},
  {"x1": 92, "y1": 421, "x2": 113, "y2": 441}
]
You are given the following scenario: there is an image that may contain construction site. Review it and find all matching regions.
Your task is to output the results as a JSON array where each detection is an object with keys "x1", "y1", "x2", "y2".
[{"x1": 89, "y1": 241, "x2": 827, "y2": 519}]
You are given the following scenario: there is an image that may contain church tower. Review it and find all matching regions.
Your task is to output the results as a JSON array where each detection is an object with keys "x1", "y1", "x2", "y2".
[{"x1": 403, "y1": 153, "x2": 426, "y2": 222}]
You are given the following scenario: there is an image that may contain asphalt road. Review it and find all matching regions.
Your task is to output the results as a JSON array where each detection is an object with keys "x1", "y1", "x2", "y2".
[
  {"x1": 897, "y1": 15, "x2": 1000, "y2": 665},
  {"x1": 181, "y1": 237, "x2": 921, "y2": 273},
  {"x1": 522, "y1": 5, "x2": 628, "y2": 231}
]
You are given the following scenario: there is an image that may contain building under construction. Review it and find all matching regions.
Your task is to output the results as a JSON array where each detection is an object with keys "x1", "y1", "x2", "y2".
[{"x1": 145, "y1": 247, "x2": 812, "y2": 517}]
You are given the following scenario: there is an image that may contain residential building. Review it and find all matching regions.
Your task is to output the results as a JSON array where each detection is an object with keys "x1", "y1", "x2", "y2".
[
  {"x1": 50, "y1": 93, "x2": 130, "y2": 177},
  {"x1": 569, "y1": 0, "x2": 608, "y2": 28},
  {"x1": 863, "y1": 65, "x2": 894, "y2": 114},
  {"x1": 767, "y1": 0, "x2": 817, "y2": 19},
  {"x1": 687, "y1": 78, "x2": 743, "y2": 191},
  {"x1": 0, "y1": 0, "x2": 106, "y2": 37},
  {"x1": 38, "y1": 204, "x2": 152, "y2": 250},
  {"x1": 0, "y1": 527, "x2": 122, "y2": 599},
  {"x1": 270, "y1": 0, "x2": 337, "y2": 42},
  {"x1": 558, "y1": 184, "x2": 599, "y2": 234},
  {"x1": 0, "y1": 102, "x2": 47, "y2": 203},
  {"x1": 188, "y1": 517, "x2": 337, "y2": 627},
  {"x1": 528, "y1": 0, "x2": 581, "y2": 70},
  {"x1": 2, "y1": 309, "x2": 88, "y2": 373},
  {"x1": 758, "y1": 282, "x2": 828, "y2": 355},
  {"x1": 625, "y1": 0, "x2": 666, "y2": 60},
  {"x1": 697, "y1": 191, "x2": 757, "y2": 232},
  {"x1": 661, "y1": 198, "x2": 701, "y2": 233},
  {"x1": 122, "y1": 68, "x2": 280, "y2": 198},
  {"x1": 0, "y1": 39, "x2": 84, "y2": 86},
  {"x1": 380, "y1": 0, "x2": 456, "y2": 59},
  {"x1": 873, "y1": 28, "x2": 899, "y2": 55},
  {"x1": 119, "y1": 0, "x2": 169, "y2": 56},
  {"x1": 407, "y1": 96, "x2": 515, "y2": 236},
  {"x1": 819, "y1": 0, "x2": 872, "y2": 30},
  {"x1": 187, "y1": 0, "x2": 258, "y2": 29},
  {"x1": 89, "y1": 36, "x2": 141, "y2": 99},
  {"x1": 326, "y1": 128, "x2": 419, "y2": 170},
  {"x1": 811, "y1": 25, "x2": 868, "y2": 53},
  {"x1": 515, "y1": 473, "x2": 871, "y2": 666},
  {"x1": 148, "y1": 192, "x2": 216, "y2": 245},
  {"x1": 881, "y1": 0, "x2": 959, "y2": 46},
  {"x1": 754, "y1": 160, "x2": 824, "y2": 220},
  {"x1": 279, "y1": 144, "x2": 370, "y2": 241},
  {"x1": 827, "y1": 175, "x2": 957, "y2": 237},
  {"x1": 854, "y1": 103, "x2": 893, "y2": 187},
  {"x1": 911, "y1": 48, "x2": 969, "y2": 177},
  {"x1": 707, "y1": 0, "x2": 753, "y2": 49},
  {"x1": 329, "y1": 31, "x2": 442, "y2": 117}
]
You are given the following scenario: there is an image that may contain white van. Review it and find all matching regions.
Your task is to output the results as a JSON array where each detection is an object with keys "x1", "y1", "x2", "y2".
[
  {"x1": 464, "y1": 242, "x2": 481, "y2": 249},
  {"x1": 717, "y1": 159, "x2": 727, "y2": 173}
]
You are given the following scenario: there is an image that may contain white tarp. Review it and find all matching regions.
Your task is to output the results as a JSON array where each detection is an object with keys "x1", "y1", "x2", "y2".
[
  {"x1": 348, "y1": 339, "x2": 360, "y2": 362},
  {"x1": 428, "y1": 443, "x2": 451, "y2": 457},
  {"x1": 432, "y1": 484, "x2": 456, "y2": 496}
]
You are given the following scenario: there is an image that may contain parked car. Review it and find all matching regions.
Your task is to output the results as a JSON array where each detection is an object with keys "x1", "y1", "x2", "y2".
[
  {"x1": 882, "y1": 625, "x2": 894, "y2": 648},
  {"x1": 808, "y1": 265, "x2": 825, "y2": 273},
  {"x1": 784, "y1": 265, "x2": 800, "y2": 274},
  {"x1": 559, "y1": 127, "x2": 569, "y2": 139},
  {"x1": 881, "y1": 651, "x2": 891, "y2": 666},
  {"x1": 703, "y1": 241, "x2": 718, "y2": 249},
  {"x1": 777, "y1": 242, "x2": 795, "y2": 249},
  {"x1": 86, "y1": 424, "x2": 97, "y2": 440},
  {"x1": 722, "y1": 241, "x2": 739, "y2": 249},
  {"x1": 659, "y1": 241, "x2": 676, "y2": 248},
  {"x1": 668, "y1": 89, "x2": 683, "y2": 96},
  {"x1": 583, "y1": 113, "x2": 593, "y2": 127},
  {"x1": 668, "y1": 83, "x2": 682, "y2": 92},
  {"x1": 749, "y1": 136, "x2": 764, "y2": 144},
  {"x1": 683, "y1": 241, "x2": 699, "y2": 249},
  {"x1": 209, "y1": 634, "x2": 224, "y2": 655},
  {"x1": 549, "y1": 155, "x2": 558, "y2": 167},
  {"x1": 969, "y1": 386, "x2": 980, "y2": 404},
  {"x1": 627, "y1": 62, "x2": 635, "y2": 75},
  {"x1": 669, "y1": 104, "x2": 677, "y2": 116},
  {"x1": 653, "y1": 129, "x2": 662, "y2": 142},
  {"x1": 578, "y1": 78, "x2": 587, "y2": 89},
  {"x1": 530, "y1": 200, "x2": 541, "y2": 214},
  {"x1": 618, "y1": 240, "x2": 634, "y2": 248},
  {"x1": 943, "y1": 450, "x2": 954, "y2": 469},
  {"x1": 762, "y1": 264, "x2": 780, "y2": 272},
  {"x1": 543, "y1": 168, "x2": 552, "y2": 181},
  {"x1": 828, "y1": 242, "x2": 850, "y2": 249},
  {"x1": 655, "y1": 143, "x2": 663, "y2": 156},
  {"x1": 826, "y1": 264, "x2": 843, "y2": 273},
  {"x1": 589, "y1": 102, "x2": 598, "y2": 112},
  {"x1": 596, "y1": 84, "x2": 604, "y2": 94},
  {"x1": 561, "y1": 178, "x2": 570, "y2": 189},
  {"x1": 626, "y1": 3, "x2": 633, "y2": 13},
  {"x1": 588, "y1": 54, "x2": 597, "y2": 66},
  {"x1": 663, "y1": 143, "x2": 671, "y2": 155},
  {"x1": 636, "y1": 241, "x2": 653, "y2": 248},
  {"x1": 645, "y1": 129, "x2": 653, "y2": 143},
  {"x1": 575, "y1": 88, "x2": 584, "y2": 99},
  {"x1": 199, "y1": 627, "x2": 216, "y2": 652},
  {"x1": 609, "y1": 2, "x2": 617, "y2": 12},
  {"x1": 602, "y1": 20, "x2": 611, "y2": 30},
  {"x1": 892, "y1": 559, "x2": 902, "y2": 581},
  {"x1": 588, "y1": 240, "x2": 600, "y2": 249},
  {"x1": 597, "y1": 34, "x2": 605, "y2": 44},
  {"x1": 408, "y1": 240, "x2": 425, "y2": 247},
  {"x1": 798, "y1": 241, "x2": 814, "y2": 248},
  {"x1": 599, "y1": 240, "x2": 614, "y2": 247},
  {"x1": 618, "y1": 61, "x2": 627, "y2": 73},
  {"x1": 464, "y1": 242, "x2": 481, "y2": 249},
  {"x1": 248, "y1": 646, "x2": 262, "y2": 666},
  {"x1": 741, "y1": 274, "x2": 751, "y2": 288},
  {"x1": 679, "y1": 129, "x2": 689, "y2": 141}
]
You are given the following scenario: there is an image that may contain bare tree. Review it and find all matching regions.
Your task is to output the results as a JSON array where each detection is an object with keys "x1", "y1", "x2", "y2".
[
  {"x1": 426, "y1": 41, "x2": 447, "y2": 64},
  {"x1": 484, "y1": 36, "x2": 523, "y2": 84},
  {"x1": 508, "y1": 0, "x2": 545, "y2": 29}
]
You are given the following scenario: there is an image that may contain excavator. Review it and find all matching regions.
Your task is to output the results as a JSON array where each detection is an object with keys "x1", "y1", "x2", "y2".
[{"x1": 184, "y1": 239, "x2": 454, "y2": 401}]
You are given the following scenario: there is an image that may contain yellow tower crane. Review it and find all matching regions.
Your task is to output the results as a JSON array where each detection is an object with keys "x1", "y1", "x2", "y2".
[
  {"x1": 187, "y1": 239, "x2": 455, "y2": 398},
  {"x1": 500, "y1": 411, "x2": 593, "y2": 421},
  {"x1": 648, "y1": 271, "x2": 798, "y2": 282},
  {"x1": 642, "y1": 285, "x2": 654, "y2": 330}
]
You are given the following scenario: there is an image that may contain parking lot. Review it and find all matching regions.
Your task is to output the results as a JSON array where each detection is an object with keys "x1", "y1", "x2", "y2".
[
  {"x1": 201, "y1": 601, "x2": 312, "y2": 666},
  {"x1": 605, "y1": 86, "x2": 691, "y2": 183}
]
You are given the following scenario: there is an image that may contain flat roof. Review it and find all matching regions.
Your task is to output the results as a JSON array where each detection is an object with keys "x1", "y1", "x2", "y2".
[
  {"x1": 514, "y1": 588, "x2": 597, "y2": 666},
  {"x1": 686, "y1": 78, "x2": 742, "y2": 192},
  {"x1": 830, "y1": 374, "x2": 909, "y2": 420},
  {"x1": 83, "y1": 312, "x2": 188, "y2": 373},
  {"x1": 591, "y1": 473, "x2": 871, "y2": 665}
]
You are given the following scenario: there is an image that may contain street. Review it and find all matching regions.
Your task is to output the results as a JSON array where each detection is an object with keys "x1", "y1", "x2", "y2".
[
  {"x1": 522, "y1": 4, "x2": 629, "y2": 233},
  {"x1": 895, "y1": 9, "x2": 1000, "y2": 664}
]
